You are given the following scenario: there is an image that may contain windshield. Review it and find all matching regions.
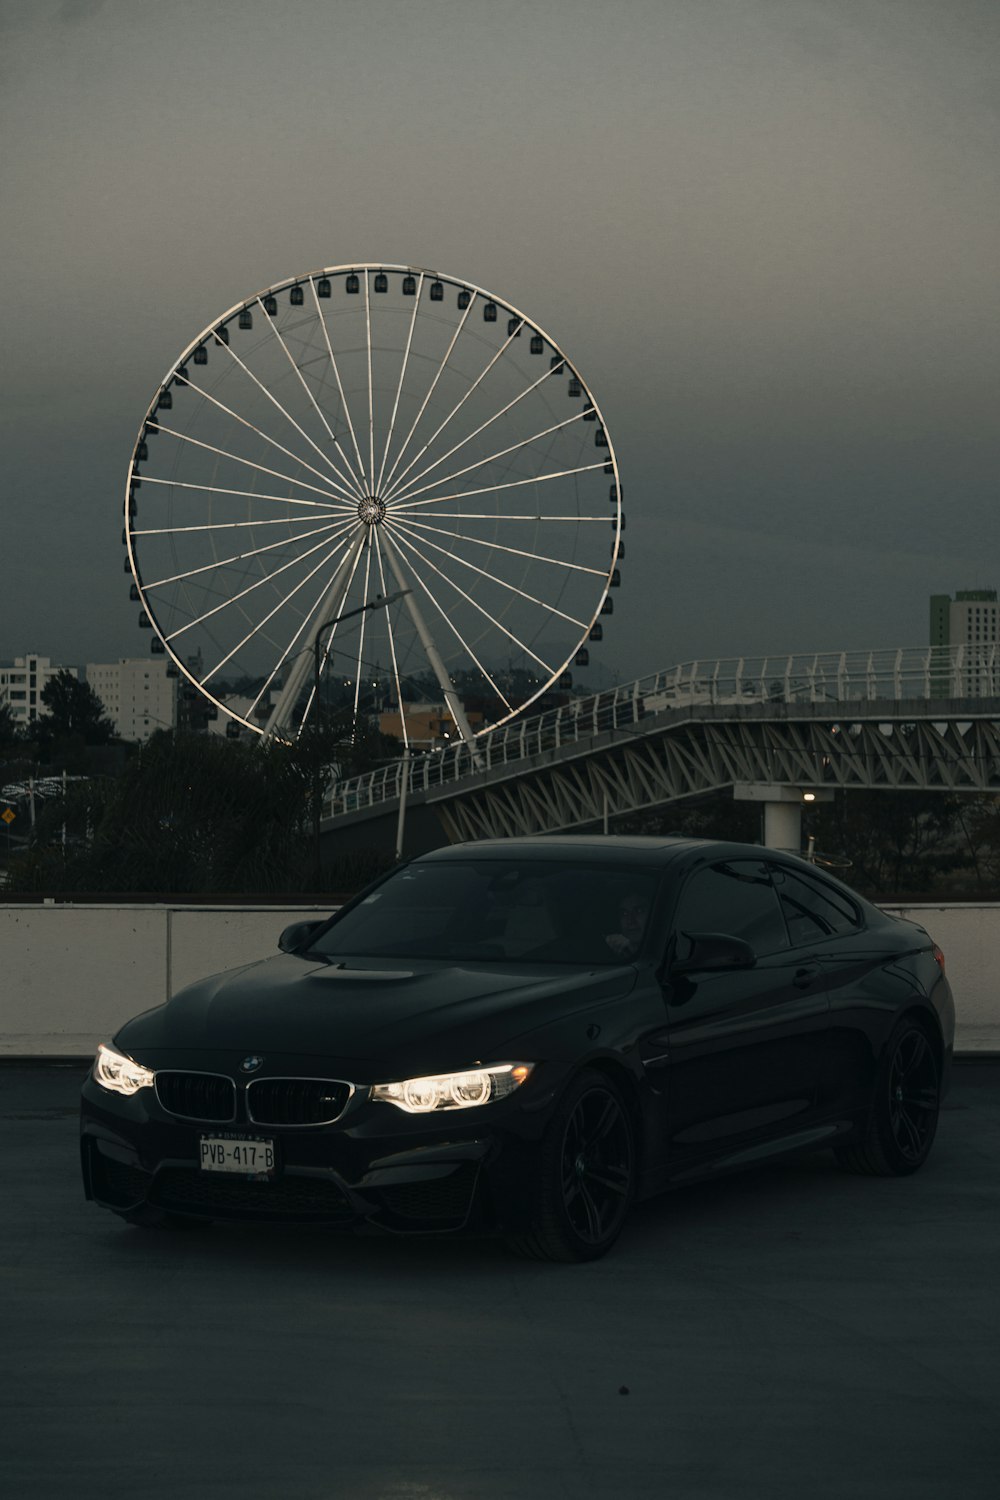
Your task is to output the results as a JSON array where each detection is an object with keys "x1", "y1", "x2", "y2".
[{"x1": 311, "y1": 860, "x2": 658, "y2": 965}]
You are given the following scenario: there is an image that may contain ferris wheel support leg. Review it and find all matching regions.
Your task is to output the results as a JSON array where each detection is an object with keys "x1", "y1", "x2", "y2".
[
  {"x1": 380, "y1": 530, "x2": 478, "y2": 748},
  {"x1": 260, "y1": 531, "x2": 366, "y2": 742}
]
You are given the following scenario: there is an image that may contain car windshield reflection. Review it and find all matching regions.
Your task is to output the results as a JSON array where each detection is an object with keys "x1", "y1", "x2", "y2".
[{"x1": 311, "y1": 861, "x2": 658, "y2": 965}]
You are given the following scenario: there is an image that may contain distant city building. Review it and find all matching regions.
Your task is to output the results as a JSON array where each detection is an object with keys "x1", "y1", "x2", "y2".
[
  {"x1": 85, "y1": 659, "x2": 177, "y2": 741},
  {"x1": 207, "y1": 695, "x2": 272, "y2": 737},
  {"x1": 379, "y1": 702, "x2": 484, "y2": 746},
  {"x1": 0, "y1": 654, "x2": 70, "y2": 725},
  {"x1": 929, "y1": 590, "x2": 1000, "y2": 696}
]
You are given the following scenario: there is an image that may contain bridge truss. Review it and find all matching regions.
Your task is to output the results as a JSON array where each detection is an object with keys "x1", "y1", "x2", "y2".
[{"x1": 325, "y1": 646, "x2": 1000, "y2": 844}]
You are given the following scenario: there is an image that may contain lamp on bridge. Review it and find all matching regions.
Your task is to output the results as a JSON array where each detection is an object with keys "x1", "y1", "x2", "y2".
[{"x1": 732, "y1": 783, "x2": 834, "y2": 856}]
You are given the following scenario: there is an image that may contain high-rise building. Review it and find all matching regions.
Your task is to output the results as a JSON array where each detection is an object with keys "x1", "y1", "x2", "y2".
[
  {"x1": 929, "y1": 590, "x2": 1000, "y2": 696},
  {"x1": 85, "y1": 659, "x2": 177, "y2": 741},
  {"x1": 0, "y1": 654, "x2": 68, "y2": 725}
]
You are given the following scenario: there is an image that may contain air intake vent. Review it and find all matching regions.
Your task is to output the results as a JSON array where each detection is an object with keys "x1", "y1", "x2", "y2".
[
  {"x1": 155, "y1": 1072, "x2": 236, "y2": 1122},
  {"x1": 247, "y1": 1078, "x2": 352, "y2": 1127}
]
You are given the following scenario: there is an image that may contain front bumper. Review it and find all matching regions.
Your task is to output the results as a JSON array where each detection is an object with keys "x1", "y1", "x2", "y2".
[{"x1": 80, "y1": 1060, "x2": 545, "y2": 1235}]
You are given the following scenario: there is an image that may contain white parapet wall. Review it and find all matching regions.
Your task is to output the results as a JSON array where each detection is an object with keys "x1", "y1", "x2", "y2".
[
  {"x1": 0, "y1": 901, "x2": 997, "y2": 1058},
  {"x1": 0, "y1": 903, "x2": 333, "y2": 1057}
]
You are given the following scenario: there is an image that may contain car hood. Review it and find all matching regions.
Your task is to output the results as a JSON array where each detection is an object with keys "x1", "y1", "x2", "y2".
[{"x1": 115, "y1": 951, "x2": 637, "y2": 1077}]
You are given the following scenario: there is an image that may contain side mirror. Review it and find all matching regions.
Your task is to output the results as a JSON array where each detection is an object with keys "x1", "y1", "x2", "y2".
[
  {"x1": 670, "y1": 932, "x2": 756, "y2": 975},
  {"x1": 278, "y1": 919, "x2": 323, "y2": 955}
]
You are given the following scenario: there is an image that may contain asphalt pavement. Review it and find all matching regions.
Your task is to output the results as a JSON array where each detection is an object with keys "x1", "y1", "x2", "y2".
[{"x1": 2, "y1": 1061, "x2": 999, "y2": 1500}]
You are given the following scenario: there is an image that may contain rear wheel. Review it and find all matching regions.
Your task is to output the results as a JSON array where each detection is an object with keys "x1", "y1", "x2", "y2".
[
  {"x1": 835, "y1": 1017, "x2": 941, "y2": 1177},
  {"x1": 507, "y1": 1069, "x2": 635, "y2": 1262}
]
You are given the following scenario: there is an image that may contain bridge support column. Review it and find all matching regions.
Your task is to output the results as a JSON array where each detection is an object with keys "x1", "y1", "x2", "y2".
[{"x1": 732, "y1": 784, "x2": 833, "y2": 855}]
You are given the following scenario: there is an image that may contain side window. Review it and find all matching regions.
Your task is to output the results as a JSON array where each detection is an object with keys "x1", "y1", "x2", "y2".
[
  {"x1": 672, "y1": 861, "x2": 789, "y2": 958},
  {"x1": 769, "y1": 866, "x2": 861, "y2": 947}
]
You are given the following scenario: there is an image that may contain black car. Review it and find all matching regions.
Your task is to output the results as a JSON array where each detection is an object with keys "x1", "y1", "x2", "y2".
[{"x1": 81, "y1": 836, "x2": 954, "y2": 1261}]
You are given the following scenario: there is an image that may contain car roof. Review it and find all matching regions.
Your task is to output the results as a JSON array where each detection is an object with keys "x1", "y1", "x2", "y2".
[
  {"x1": 417, "y1": 835, "x2": 741, "y2": 869},
  {"x1": 413, "y1": 836, "x2": 872, "y2": 905}
]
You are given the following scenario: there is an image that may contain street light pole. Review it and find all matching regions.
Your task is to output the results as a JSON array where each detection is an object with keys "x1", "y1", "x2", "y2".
[{"x1": 310, "y1": 590, "x2": 409, "y2": 889}]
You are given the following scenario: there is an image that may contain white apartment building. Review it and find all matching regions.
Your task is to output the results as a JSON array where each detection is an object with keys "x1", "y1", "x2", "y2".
[
  {"x1": 0, "y1": 654, "x2": 68, "y2": 725},
  {"x1": 930, "y1": 590, "x2": 1000, "y2": 696},
  {"x1": 85, "y1": 659, "x2": 177, "y2": 742}
]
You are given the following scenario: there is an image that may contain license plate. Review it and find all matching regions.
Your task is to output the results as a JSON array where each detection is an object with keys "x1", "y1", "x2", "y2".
[{"x1": 200, "y1": 1136, "x2": 275, "y2": 1176}]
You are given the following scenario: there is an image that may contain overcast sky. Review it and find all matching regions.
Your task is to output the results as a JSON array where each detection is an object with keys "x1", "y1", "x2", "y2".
[{"x1": 1, "y1": 0, "x2": 998, "y2": 685}]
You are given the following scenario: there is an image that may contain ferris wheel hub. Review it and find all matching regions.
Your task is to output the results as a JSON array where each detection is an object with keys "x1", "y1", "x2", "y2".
[{"x1": 358, "y1": 495, "x2": 387, "y2": 525}]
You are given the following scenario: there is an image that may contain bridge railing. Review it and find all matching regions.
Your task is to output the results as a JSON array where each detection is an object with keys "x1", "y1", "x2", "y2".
[{"x1": 325, "y1": 644, "x2": 1000, "y2": 818}]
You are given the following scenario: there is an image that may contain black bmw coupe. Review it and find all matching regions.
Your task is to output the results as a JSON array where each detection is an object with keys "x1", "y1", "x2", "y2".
[{"x1": 81, "y1": 836, "x2": 954, "y2": 1260}]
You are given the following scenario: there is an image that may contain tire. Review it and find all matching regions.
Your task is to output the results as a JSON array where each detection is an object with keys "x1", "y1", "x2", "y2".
[
  {"x1": 835, "y1": 1017, "x2": 941, "y2": 1177},
  {"x1": 507, "y1": 1069, "x2": 636, "y2": 1262}
]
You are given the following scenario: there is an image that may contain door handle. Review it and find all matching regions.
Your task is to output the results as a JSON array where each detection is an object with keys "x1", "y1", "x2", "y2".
[{"x1": 792, "y1": 965, "x2": 821, "y2": 990}]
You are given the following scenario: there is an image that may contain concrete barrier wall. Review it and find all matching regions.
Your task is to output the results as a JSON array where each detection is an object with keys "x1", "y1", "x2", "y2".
[
  {"x1": 881, "y1": 904, "x2": 1000, "y2": 1054},
  {"x1": 0, "y1": 904, "x2": 332, "y2": 1057},
  {"x1": 0, "y1": 901, "x2": 996, "y2": 1057}
]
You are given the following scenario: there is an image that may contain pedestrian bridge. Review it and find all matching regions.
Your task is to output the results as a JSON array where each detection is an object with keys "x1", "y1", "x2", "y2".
[{"x1": 323, "y1": 646, "x2": 1000, "y2": 852}]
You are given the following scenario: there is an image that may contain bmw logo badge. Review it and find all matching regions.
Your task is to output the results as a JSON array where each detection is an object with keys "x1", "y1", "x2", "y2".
[{"x1": 240, "y1": 1055, "x2": 264, "y2": 1073}]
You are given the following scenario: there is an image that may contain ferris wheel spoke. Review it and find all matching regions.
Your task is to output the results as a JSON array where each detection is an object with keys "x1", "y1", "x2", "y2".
[
  {"x1": 133, "y1": 514, "x2": 346, "y2": 538},
  {"x1": 385, "y1": 521, "x2": 554, "y2": 677},
  {"x1": 141, "y1": 517, "x2": 352, "y2": 591},
  {"x1": 373, "y1": 529, "x2": 410, "y2": 748},
  {"x1": 310, "y1": 279, "x2": 369, "y2": 495},
  {"x1": 381, "y1": 354, "x2": 563, "y2": 507},
  {"x1": 382, "y1": 318, "x2": 526, "y2": 502},
  {"x1": 149, "y1": 422, "x2": 353, "y2": 505},
  {"x1": 363, "y1": 274, "x2": 376, "y2": 490},
  {"x1": 374, "y1": 272, "x2": 425, "y2": 498},
  {"x1": 261, "y1": 531, "x2": 370, "y2": 738},
  {"x1": 382, "y1": 528, "x2": 514, "y2": 715},
  {"x1": 351, "y1": 535, "x2": 374, "y2": 721},
  {"x1": 165, "y1": 519, "x2": 359, "y2": 643},
  {"x1": 137, "y1": 473, "x2": 352, "y2": 515},
  {"x1": 397, "y1": 513, "x2": 609, "y2": 522},
  {"x1": 203, "y1": 528, "x2": 362, "y2": 689},
  {"x1": 211, "y1": 330, "x2": 363, "y2": 501},
  {"x1": 252, "y1": 301, "x2": 366, "y2": 499},
  {"x1": 378, "y1": 292, "x2": 477, "y2": 497},
  {"x1": 389, "y1": 460, "x2": 610, "y2": 513},
  {"x1": 178, "y1": 377, "x2": 360, "y2": 505},
  {"x1": 251, "y1": 534, "x2": 367, "y2": 728},
  {"x1": 385, "y1": 409, "x2": 589, "y2": 510},
  {"x1": 390, "y1": 517, "x2": 587, "y2": 629},
  {"x1": 389, "y1": 516, "x2": 607, "y2": 575}
]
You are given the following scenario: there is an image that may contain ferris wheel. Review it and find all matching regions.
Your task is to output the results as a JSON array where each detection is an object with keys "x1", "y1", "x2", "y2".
[{"x1": 125, "y1": 264, "x2": 624, "y2": 745}]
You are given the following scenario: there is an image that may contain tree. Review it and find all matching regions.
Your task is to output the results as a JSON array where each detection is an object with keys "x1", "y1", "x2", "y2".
[
  {"x1": 39, "y1": 672, "x2": 115, "y2": 745},
  {"x1": 0, "y1": 701, "x2": 21, "y2": 752},
  {"x1": 806, "y1": 789, "x2": 972, "y2": 897},
  {"x1": 8, "y1": 731, "x2": 311, "y2": 894},
  {"x1": 5, "y1": 714, "x2": 402, "y2": 897}
]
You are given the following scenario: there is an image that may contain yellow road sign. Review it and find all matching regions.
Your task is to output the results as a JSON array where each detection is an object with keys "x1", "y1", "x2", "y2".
[{"x1": 1, "y1": 808, "x2": 15, "y2": 825}]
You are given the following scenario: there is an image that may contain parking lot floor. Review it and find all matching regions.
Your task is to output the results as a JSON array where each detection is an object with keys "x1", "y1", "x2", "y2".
[{"x1": 1, "y1": 1061, "x2": 999, "y2": 1500}]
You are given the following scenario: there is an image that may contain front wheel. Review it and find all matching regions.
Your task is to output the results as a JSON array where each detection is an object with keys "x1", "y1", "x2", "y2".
[
  {"x1": 835, "y1": 1018, "x2": 941, "y2": 1177},
  {"x1": 507, "y1": 1070, "x2": 636, "y2": 1262}
]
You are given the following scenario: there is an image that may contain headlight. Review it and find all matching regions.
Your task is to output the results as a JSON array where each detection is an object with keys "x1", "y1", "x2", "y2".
[
  {"x1": 371, "y1": 1063, "x2": 533, "y2": 1114},
  {"x1": 93, "y1": 1043, "x2": 155, "y2": 1097}
]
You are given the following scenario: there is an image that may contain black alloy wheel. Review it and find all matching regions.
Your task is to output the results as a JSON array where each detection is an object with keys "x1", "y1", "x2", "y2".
[
  {"x1": 836, "y1": 1018, "x2": 941, "y2": 1177},
  {"x1": 509, "y1": 1070, "x2": 635, "y2": 1262}
]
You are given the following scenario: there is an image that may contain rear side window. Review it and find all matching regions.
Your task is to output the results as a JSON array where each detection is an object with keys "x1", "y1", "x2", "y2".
[
  {"x1": 769, "y1": 866, "x2": 861, "y2": 946},
  {"x1": 671, "y1": 860, "x2": 789, "y2": 958}
]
